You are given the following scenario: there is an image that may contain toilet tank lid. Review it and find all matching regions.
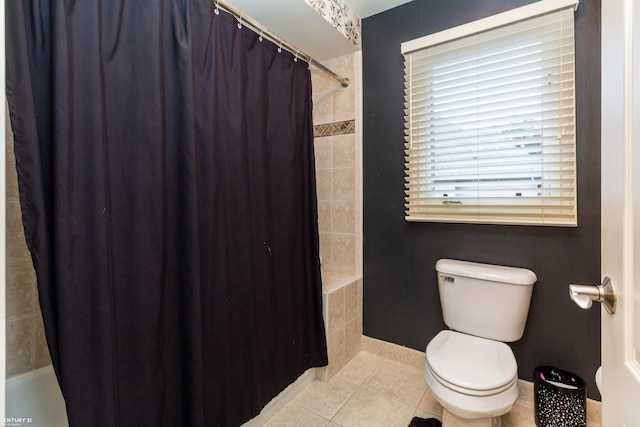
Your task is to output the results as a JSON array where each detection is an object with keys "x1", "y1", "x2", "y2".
[{"x1": 436, "y1": 259, "x2": 537, "y2": 286}]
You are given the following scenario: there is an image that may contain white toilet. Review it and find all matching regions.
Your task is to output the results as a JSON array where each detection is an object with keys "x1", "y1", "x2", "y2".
[{"x1": 424, "y1": 259, "x2": 536, "y2": 427}]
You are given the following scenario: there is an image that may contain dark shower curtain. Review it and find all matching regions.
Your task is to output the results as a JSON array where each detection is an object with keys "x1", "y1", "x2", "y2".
[{"x1": 5, "y1": 1, "x2": 328, "y2": 426}]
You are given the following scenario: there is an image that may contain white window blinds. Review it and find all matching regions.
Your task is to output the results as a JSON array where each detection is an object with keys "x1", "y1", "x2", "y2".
[{"x1": 401, "y1": 0, "x2": 579, "y2": 226}]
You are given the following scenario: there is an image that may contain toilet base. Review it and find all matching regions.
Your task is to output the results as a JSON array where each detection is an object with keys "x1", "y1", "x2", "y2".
[{"x1": 442, "y1": 408, "x2": 501, "y2": 427}]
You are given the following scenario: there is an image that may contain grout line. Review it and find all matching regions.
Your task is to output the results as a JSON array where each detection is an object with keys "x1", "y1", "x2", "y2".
[
  {"x1": 290, "y1": 401, "x2": 333, "y2": 424},
  {"x1": 331, "y1": 354, "x2": 426, "y2": 423},
  {"x1": 268, "y1": 348, "x2": 601, "y2": 426},
  {"x1": 268, "y1": 351, "x2": 438, "y2": 426}
]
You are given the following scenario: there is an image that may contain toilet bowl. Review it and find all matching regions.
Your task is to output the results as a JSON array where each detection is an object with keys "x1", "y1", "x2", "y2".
[
  {"x1": 425, "y1": 259, "x2": 536, "y2": 427},
  {"x1": 424, "y1": 330, "x2": 519, "y2": 426}
]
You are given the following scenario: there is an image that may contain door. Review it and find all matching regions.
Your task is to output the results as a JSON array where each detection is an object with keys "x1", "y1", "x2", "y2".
[{"x1": 601, "y1": 0, "x2": 640, "y2": 425}]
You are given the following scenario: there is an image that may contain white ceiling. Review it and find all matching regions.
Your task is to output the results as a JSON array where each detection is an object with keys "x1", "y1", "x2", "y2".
[
  {"x1": 224, "y1": 0, "x2": 412, "y2": 61},
  {"x1": 346, "y1": 0, "x2": 412, "y2": 18}
]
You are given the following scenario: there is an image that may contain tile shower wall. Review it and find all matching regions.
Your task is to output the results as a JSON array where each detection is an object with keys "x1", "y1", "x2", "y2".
[
  {"x1": 311, "y1": 52, "x2": 362, "y2": 277},
  {"x1": 317, "y1": 273, "x2": 363, "y2": 381},
  {"x1": 312, "y1": 52, "x2": 363, "y2": 379},
  {"x1": 5, "y1": 104, "x2": 52, "y2": 378}
]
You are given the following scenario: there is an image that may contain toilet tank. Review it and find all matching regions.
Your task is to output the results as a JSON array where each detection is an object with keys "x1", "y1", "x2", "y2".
[{"x1": 435, "y1": 259, "x2": 536, "y2": 342}]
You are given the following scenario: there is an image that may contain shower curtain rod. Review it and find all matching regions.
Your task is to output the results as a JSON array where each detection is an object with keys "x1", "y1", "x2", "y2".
[{"x1": 214, "y1": 0, "x2": 350, "y2": 88}]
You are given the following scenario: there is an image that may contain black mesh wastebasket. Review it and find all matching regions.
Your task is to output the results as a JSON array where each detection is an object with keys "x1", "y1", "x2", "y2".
[{"x1": 534, "y1": 366, "x2": 586, "y2": 427}]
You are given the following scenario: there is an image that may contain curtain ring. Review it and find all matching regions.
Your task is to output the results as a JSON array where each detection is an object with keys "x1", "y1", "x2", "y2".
[
  {"x1": 278, "y1": 37, "x2": 283, "y2": 53},
  {"x1": 237, "y1": 12, "x2": 244, "y2": 29},
  {"x1": 294, "y1": 49, "x2": 299, "y2": 62},
  {"x1": 259, "y1": 28, "x2": 264, "y2": 42},
  {"x1": 214, "y1": 0, "x2": 220, "y2": 15}
]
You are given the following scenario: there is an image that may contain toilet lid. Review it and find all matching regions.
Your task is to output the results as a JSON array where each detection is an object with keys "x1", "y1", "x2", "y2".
[{"x1": 426, "y1": 330, "x2": 517, "y2": 393}]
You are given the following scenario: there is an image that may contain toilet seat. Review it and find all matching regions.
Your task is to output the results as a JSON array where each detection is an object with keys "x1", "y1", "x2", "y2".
[
  {"x1": 426, "y1": 330, "x2": 518, "y2": 396},
  {"x1": 426, "y1": 362, "x2": 517, "y2": 398}
]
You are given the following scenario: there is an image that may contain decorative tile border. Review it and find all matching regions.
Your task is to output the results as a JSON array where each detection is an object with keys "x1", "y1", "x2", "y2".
[
  {"x1": 314, "y1": 119, "x2": 356, "y2": 138},
  {"x1": 305, "y1": 0, "x2": 361, "y2": 48}
]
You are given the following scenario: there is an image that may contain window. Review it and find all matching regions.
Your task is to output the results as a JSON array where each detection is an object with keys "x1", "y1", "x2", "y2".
[{"x1": 402, "y1": 0, "x2": 578, "y2": 226}]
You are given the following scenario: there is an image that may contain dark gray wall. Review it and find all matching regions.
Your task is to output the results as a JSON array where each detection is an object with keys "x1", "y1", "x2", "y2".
[{"x1": 362, "y1": 0, "x2": 602, "y2": 399}]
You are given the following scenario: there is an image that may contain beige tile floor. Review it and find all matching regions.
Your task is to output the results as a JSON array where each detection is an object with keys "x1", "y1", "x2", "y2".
[
  {"x1": 263, "y1": 351, "x2": 601, "y2": 427},
  {"x1": 263, "y1": 351, "x2": 533, "y2": 427}
]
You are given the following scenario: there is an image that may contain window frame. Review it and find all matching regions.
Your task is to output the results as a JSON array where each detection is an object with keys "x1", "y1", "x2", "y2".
[{"x1": 401, "y1": 0, "x2": 579, "y2": 227}]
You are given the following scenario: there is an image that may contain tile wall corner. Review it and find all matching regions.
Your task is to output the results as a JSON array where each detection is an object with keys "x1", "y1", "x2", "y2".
[{"x1": 312, "y1": 51, "x2": 362, "y2": 277}]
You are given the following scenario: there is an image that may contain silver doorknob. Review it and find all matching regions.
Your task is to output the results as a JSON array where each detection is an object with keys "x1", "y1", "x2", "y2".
[{"x1": 569, "y1": 276, "x2": 616, "y2": 314}]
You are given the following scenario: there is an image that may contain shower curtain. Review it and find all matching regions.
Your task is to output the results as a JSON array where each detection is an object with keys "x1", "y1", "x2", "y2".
[{"x1": 5, "y1": 1, "x2": 328, "y2": 426}]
